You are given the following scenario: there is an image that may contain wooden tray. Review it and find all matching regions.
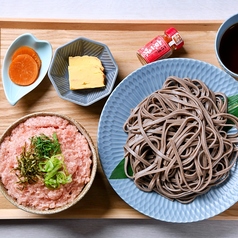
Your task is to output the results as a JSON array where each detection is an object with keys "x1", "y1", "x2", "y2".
[{"x1": 1, "y1": 19, "x2": 238, "y2": 220}]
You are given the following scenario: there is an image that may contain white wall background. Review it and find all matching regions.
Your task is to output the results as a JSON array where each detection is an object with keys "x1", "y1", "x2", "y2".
[{"x1": 0, "y1": 0, "x2": 238, "y2": 20}]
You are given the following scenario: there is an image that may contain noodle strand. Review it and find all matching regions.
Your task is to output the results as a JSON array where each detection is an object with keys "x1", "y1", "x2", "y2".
[{"x1": 123, "y1": 76, "x2": 238, "y2": 203}]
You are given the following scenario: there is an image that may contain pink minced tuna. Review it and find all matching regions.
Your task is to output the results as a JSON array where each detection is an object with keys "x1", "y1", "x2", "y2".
[{"x1": 0, "y1": 116, "x2": 92, "y2": 210}]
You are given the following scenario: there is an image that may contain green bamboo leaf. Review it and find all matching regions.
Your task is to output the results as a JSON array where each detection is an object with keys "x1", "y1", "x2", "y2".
[
  {"x1": 228, "y1": 95, "x2": 238, "y2": 117},
  {"x1": 224, "y1": 95, "x2": 238, "y2": 131},
  {"x1": 110, "y1": 158, "x2": 133, "y2": 179}
]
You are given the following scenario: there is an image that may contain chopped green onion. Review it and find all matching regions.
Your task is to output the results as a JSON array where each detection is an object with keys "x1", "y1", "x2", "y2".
[
  {"x1": 39, "y1": 154, "x2": 72, "y2": 189},
  {"x1": 15, "y1": 133, "x2": 72, "y2": 189}
]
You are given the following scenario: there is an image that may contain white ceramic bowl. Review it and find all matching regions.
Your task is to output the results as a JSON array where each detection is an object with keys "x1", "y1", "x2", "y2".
[
  {"x1": 0, "y1": 112, "x2": 97, "y2": 214},
  {"x1": 2, "y1": 33, "x2": 52, "y2": 105},
  {"x1": 215, "y1": 13, "x2": 238, "y2": 79},
  {"x1": 48, "y1": 37, "x2": 118, "y2": 106}
]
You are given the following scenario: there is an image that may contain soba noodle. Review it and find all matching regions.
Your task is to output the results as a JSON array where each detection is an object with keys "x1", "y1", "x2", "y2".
[{"x1": 123, "y1": 76, "x2": 238, "y2": 204}]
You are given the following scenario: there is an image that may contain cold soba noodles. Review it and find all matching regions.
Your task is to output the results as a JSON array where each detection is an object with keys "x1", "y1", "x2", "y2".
[{"x1": 123, "y1": 76, "x2": 238, "y2": 204}]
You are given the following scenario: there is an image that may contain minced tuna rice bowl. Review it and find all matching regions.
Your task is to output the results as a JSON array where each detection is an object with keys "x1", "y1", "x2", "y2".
[{"x1": 0, "y1": 113, "x2": 96, "y2": 212}]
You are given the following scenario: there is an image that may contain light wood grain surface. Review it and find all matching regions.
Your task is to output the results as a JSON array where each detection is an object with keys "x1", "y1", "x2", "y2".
[{"x1": 1, "y1": 19, "x2": 238, "y2": 220}]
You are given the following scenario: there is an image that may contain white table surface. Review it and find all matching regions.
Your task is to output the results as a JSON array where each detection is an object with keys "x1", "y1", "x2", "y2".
[{"x1": 1, "y1": 1, "x2": 238, "y2": 238}]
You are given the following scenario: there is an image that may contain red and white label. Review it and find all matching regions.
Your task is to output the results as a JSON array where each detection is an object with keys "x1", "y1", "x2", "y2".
[{"x1": 137, "y1": 36, "x2": 172, "y2": 63}]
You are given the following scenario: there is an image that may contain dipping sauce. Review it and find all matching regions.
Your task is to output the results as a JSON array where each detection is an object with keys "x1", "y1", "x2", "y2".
[{"x1": 219, "y1": 23, "x2": 238, "y2": 74}]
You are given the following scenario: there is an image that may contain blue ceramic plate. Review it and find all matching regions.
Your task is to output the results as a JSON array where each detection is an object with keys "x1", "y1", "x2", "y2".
[
  {"x1": 48, "y1": 37, "x2": 118, "y2": 106},
  {"x1": 97, "y1": 58, "x2": 238, "y2": 223}
]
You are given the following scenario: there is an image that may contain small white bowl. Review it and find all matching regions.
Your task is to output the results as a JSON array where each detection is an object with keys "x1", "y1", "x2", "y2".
[
  {"x1": 215, "y1": 13, "x2": 238, "y2": 79},
  {"x1": 2, "y1": 33, "x2": 52, "y2": 105}
]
